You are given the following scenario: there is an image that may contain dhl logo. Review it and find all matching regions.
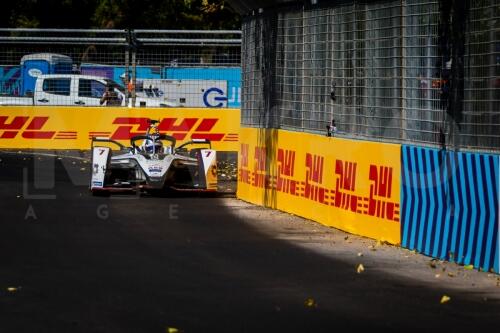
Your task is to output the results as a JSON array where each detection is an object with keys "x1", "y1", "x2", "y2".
[
  {"x1": 305, "y1": 153, "x2": 327, "y2": 203},
  {"x1": 332, "y1": 159, "x2": 399, "y2": 221},
  {"x1": 0, "y1": 116, "x2": 238, "y2": 142},
  {"x1": 110, "y1": 117, "x2": 237, "y2": 142},
  {"x1": 368, "y1": 165, "x2": 398, "y2": 221},
  {"x1": 240, "y1": 143, "x2": 249, "y2": 168},
  {"x1": 0, "y1": 116, "x2": 76, "y2": 140},
  {"x1": 238, "y1": 147, "x2": 400, "y2": 223},
  {"x1": 253, "y1": 146, "x2": 272, "y2": 188},
  {"x1": 277, "y1": 149, "x2": 297, "y2": 195},
  {"x1": 239, "y1": 143, "x2": 251, "y2": 184},
  {"x1": 334, "y1": 160, "x2": 358, "y2": 211},
  {"x1": 238, "y1": 145, "x2": 273, "y2": 188}
]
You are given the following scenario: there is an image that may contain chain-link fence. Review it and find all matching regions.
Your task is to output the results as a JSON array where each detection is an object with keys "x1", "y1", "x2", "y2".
[
  {"x1": 241, "y1": 0, "x2": 499, "y2": 152},
  {"x1": 0, "y1": 29, "x2": 241, "y2": 108}
]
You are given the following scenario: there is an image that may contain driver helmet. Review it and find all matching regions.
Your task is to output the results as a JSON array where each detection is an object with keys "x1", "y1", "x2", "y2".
[{"x1": 143, "y1": 139, "x2": 163, "y2": 154}]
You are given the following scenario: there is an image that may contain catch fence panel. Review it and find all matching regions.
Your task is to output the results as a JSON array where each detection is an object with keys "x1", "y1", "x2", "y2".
[{"x1": 241, "y1": 0, "x2": 499, "y2": 152}]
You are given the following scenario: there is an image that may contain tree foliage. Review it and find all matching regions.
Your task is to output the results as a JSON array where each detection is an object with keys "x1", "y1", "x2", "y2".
[{"x1": 0, "y1": 0, "x2": 241, "y2": 30}]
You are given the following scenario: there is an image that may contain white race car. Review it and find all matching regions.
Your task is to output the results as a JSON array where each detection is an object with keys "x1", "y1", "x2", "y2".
[{"x1": 89, "y1": 119, "x2": 217, "y2": 195}]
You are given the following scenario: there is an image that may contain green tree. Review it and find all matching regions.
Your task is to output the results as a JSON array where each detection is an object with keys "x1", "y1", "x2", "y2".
[
  {"x1": 91, "y1": 0, "x2": 240, "y2": 30},
  {"x1": 0, "y1": 0, "x2": 240, "y2": 30}
]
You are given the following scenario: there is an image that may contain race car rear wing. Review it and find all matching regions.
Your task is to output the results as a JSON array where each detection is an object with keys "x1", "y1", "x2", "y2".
[
  {"x1": 91, "y1": 137, "x2": 126, "y2": 150},
  {"x1": 176, "y1": 138, "x2": 212, "y2": 151}
]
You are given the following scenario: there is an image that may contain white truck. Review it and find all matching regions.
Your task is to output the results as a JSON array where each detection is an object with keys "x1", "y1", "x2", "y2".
[{"x1": 0, "y1": 74, "x2": 180, "y2": 107}]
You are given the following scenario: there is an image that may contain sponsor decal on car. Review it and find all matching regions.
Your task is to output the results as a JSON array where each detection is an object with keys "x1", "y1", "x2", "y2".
[
  {"x1": 148, "y1": 165, "x2": 163, "y2": 174},
  {"x1": 92, "y1": 181, "x2": 103, "y2": 187}
]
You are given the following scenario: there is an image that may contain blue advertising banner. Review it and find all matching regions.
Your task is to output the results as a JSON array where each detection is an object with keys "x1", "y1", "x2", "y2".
[{"x1": 401, "y1": 145, "x2": 499, "y2": 273}]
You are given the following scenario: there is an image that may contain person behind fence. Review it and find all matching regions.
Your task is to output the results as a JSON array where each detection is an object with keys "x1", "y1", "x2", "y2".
[
  {"x1": 326, "y1": 119, "x2": 337, "y2": 137},
  {"x1": 100, "y1": 83, "x2": 121, "y2": 106}
]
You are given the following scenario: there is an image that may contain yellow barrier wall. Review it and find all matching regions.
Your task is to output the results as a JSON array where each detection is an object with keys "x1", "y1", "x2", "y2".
[
  {"x1": 0, "y1": 106, "x2": 240, "y2": 151},
  {"x1": 237, "y1": 128, "x2": 401, "y2": 244}
]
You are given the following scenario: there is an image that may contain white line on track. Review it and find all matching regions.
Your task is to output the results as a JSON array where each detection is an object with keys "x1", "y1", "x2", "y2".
[{"x1": 0, "y1": 150, "x2": 89, "y2": 161}]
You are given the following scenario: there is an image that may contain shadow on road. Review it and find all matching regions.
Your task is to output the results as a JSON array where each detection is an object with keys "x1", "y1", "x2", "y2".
[{"x1": 0, "y1": 152, "x2": 499, "y2": 333}]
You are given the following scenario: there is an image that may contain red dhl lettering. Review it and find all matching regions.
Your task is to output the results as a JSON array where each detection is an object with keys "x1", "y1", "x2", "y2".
[
  {"x1": 254, "y1": 147, "x2": 266, "y2": 172},
  {"x1": 368, "y1": 165, "x2": 396, "y2": 220},
  {"x1": 252, "y1": 173, "x2": 273, "y2": 189},
  {"x1": 0, "y1": 116, "x2": 55, "y2": 139},
  {"x1": 277, "y1": 178, "x2": 298, "y2": 195},
  {"x1": 335, "y1": 159, "x2": 357, "y2": 191},
  {"x1": 110, "y1": 117, "x2": 225, "y2": 141},
  {"x1": 0, "y1": 116, "x2": 30, "y2": 130},
  {"x1": 239, "y1": 168, "x2": 252, "y2": 184},
  {"x1": 369, "y1": 165, "x2": 392, "y2": 198},
  {"x1": 305, "y1": 153, "x2": 324, "y2": 183},
  {"x1": 366, "y1": 199, "x2": 399, "y2": 221},
  {"x1": 332, "y1": 191, "x2": 359, "y2": 213},
  {"x1": 304, "y1": 153, "x2": 327, "y2": 203},
  {"x1": 277, "y1": 149, "x2": 297, "y2": 195},
  {"x1": 334, "y1": 159, "x2": 358, "y2": 210},
  {"x1": 330, "y1": 161, "x2": 398, "y2": 221},
  {"x1": 277, "y1": 149, "x2": 295, "y2": 177},
  {"x1": 239, "y1": 150, "x2": 399, "y2": 223},
  {"x1": 240, "y1": 143, "x2": 249, "y2": 168},
  {"x1": 304, "y1": 183, "x2": 327, "y2": 203}
]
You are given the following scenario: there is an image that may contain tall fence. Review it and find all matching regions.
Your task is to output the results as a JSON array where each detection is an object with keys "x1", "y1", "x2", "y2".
[
  {"x1": 0, "y1": 29, "x2": 241, "y2": 108},
  {"x1": 241, "y1": 0, "x2": 499, "y2": 152}
]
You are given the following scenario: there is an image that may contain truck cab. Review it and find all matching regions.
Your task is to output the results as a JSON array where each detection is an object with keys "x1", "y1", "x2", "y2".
[
  {"x1": 34, "y1": 74, "x2": 112, "y2": 106},
  {"x1": 33, "y1": 74, "x2": 179, "y2": 107}
]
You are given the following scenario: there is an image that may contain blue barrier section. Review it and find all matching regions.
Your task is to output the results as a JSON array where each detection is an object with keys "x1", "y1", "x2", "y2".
[
  {"x1": 80, "y1": 65, "x2": 162, "y2": 86},
  {"x1": 401, "y1": 145, "x2": 499, "y2": 273},
  {"x1": 0, "y1": 66, "x2": 21, "y2": 95},
  {"x1": 164, "y1": 67, "x2": 241, "y2": 108}
]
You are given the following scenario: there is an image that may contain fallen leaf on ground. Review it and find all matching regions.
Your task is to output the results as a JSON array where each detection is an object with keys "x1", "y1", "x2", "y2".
[
  {"x1": 356, "y1": 264, "x2": 365, "y2": 274},
  {"x1": 166, "y1": 328, "x2": 179, "y2": 333},
  {"x1": 304, "y1": 298, "x2": 317, "y2": 308},
  {"x1": 440, "y1": 295, "x2": 451, "y2": 304},
  {"x1": 376, "y1": 239, "x2": 390, "y2": 246}
]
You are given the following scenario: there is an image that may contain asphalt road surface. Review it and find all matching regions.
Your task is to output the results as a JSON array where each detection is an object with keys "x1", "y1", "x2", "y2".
[{"x1": 0, "y1": 151, "x2": 500, "y2": 333}]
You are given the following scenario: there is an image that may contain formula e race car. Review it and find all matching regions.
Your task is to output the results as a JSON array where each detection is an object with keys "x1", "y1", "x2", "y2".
[{"x1": 89, "y1": 119, "x2": 217, "y2": 195}]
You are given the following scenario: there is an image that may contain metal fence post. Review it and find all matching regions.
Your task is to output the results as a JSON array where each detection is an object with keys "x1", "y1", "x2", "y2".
[
  {"x1": 132, "y1": 50, "x2": 136, "y2": 107},
  {"x1": 124, "y1": 43, "x2": 130, "y2": 107}
]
